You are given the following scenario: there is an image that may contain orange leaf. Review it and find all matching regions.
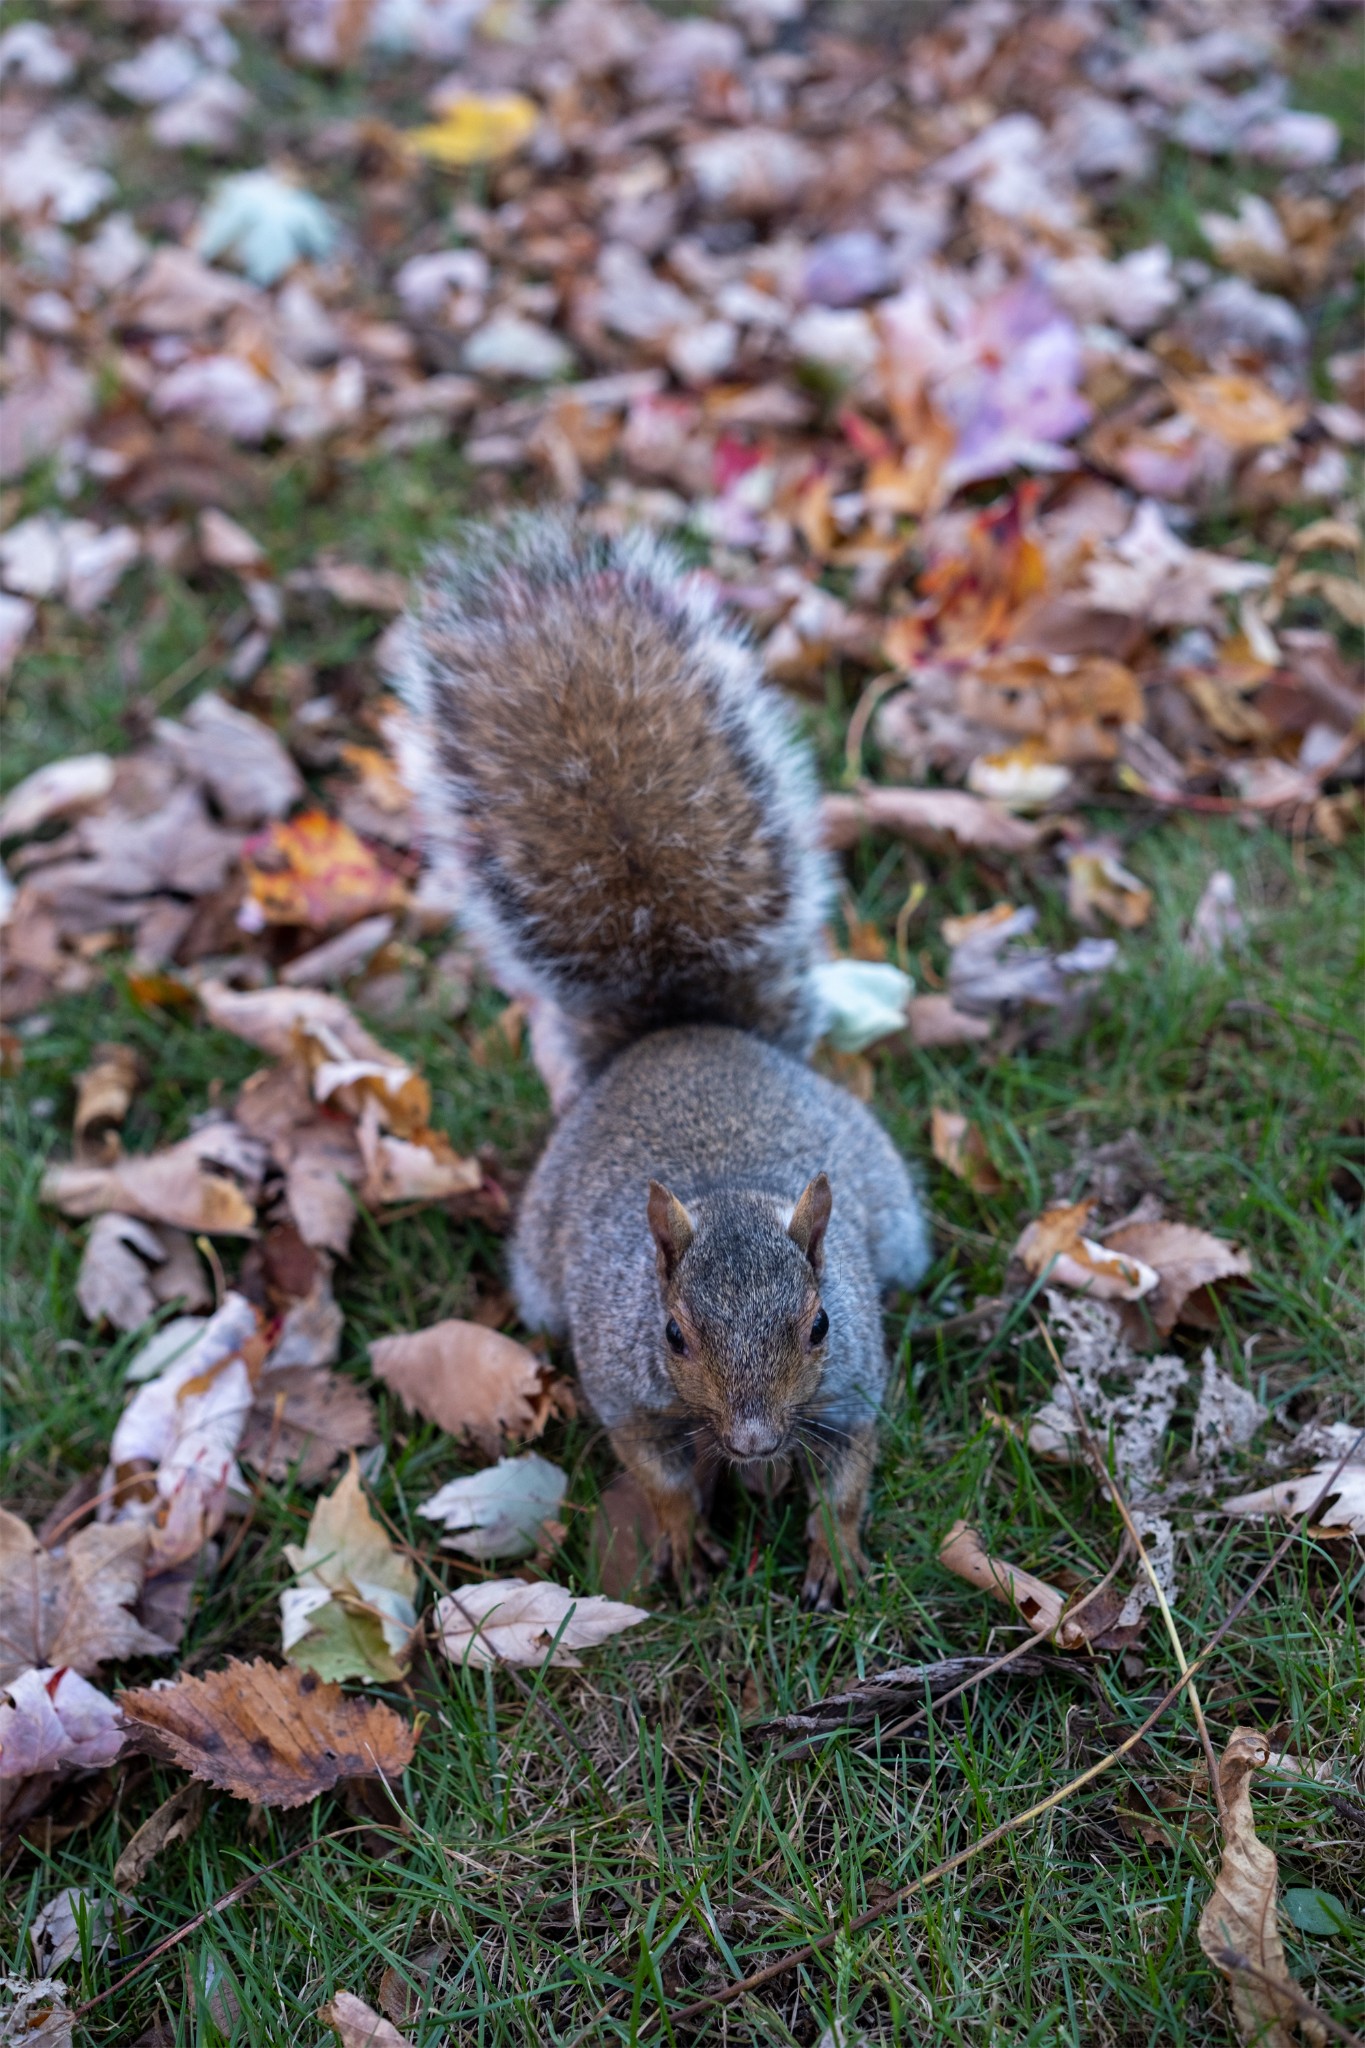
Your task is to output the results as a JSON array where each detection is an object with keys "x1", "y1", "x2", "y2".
[{"x1": 243, "y1": 811, "x2": 409, "y2": 934}]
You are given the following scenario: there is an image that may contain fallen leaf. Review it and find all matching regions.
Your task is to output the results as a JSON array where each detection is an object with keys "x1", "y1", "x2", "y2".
[
  {"x1": 101, "y1": 1291, "x2": 263, "y2": 1571},
  {"x1": 938, "y1": 1520, "x2": 1065, "y2": 1639},
  {"x1": 73, "y1": 1043, "x2": 140, "y2": 1162},
  {"x1": 0, "y1": 755, "x2": 114, "y2": 843},
  {"x1": 0, "y1": 1973, "x2": 73, "y2": 2047},
  {"x1": 1084, "y1": 501, "x2": 1271, "y2": 629},
  {"x1": 369, "y1": 1320, "x2": 558, "y2": 1459},
  {"x1": 42, "y1": 1123, "x2": 263, "y2": 1235},
  {"x1": 822, "y1": 785, "x2": 1041, "y2": 856},
  {"x1": 948, "y1": 907, "x2": 1118, "y2": 1015},
  {"x1": 811, "y1": 958, "x2": 912, "y2": 1052},
  {"x1": 281, "y1": 1458, "x2": 417, "y2": 1685},
  {"x1": 931, "y1": 1109, "x2": 1004, "y2": 1193},
  {"x1": 29, "y1": 1888, "x2": 123, "y2": 1974},
  {"x1": 905, "y1": 994, "x2": 994, "y2": 1048},
  {"x1": 319, "y1": 1991, "x2": 413, "y2": 2048},
  {"x1": 112, "y1": 1781, "x2": 205, "y2": 1892},
  {"x1": 1168, "y1": 374, "x2": 1307, "y2": 451},
  {"x1": 76, "y1": 1214, "x2": 168, "y2": 1330},
  {"x1": 242, "y1": 811, "x2": 409, "y2": 936},
  {"x1": 155, "y1": 692, "x2": 303, "y2": 828},
  {"x1": 117, "y1": 1658, "x2": 417, "y2": 1807},
  {"x1": 1198, "y1": 1728, "x2": 1326, "y2": 2048},
  {"x1": 589, "y1": 1471, "x2": 661, "y2": 1601},
  {"x1": 1222, "y1": 1448, "x2": 1365, "y2": 1537},
  {"x1": 1101, "y1": 1221, "x2": 1251, "y2": 1336},
  {"x1": 0, "y1": 1512, "x2": 172, "y2": 1689},
  {"x1": 432, "y1": 1579, "x2": 649, "y2": 1669},
  {"x1": 404, "y1": 91, "x2": 539, "y2": 168},
  {"x1": 0, "y1": 1667, "x2": 125, "y2": 1782},
  {"x1": 418, "y1": 1453, "x2": 567, "y2": 1560},
  {"x1": 967, "y1": 742, "x2": 1073, "y2": 810},
  {"x1": 195, "y1": 169, "x2": 338, "y2": 286},
  {"x1": 1013, "y1": 1202, "x2": 1158, "y2": 1301},
  {"x1": 240, "y1": 1367, "x2": 377, "y2": 1487},
  {"x1": 1067, "y1": 845, "x2": 1152, "y2": 929},
  {"x1": 1186, "y1": 870, "x2": 1247, "y2": 963}
]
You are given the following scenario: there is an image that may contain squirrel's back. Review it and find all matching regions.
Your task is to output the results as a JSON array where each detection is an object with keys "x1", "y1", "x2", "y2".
[{"x1": 392, "y1": 516, "x2": 831, "y2": 1079}]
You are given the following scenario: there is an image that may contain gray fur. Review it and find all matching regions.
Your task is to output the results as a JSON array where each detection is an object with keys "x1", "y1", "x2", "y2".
[{"x1": 511, "y1": 1025, "x2": 929, "y2": 1438}]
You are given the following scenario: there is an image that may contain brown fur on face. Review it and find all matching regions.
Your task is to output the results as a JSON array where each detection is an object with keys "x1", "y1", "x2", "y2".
[{"x1": 646, "y1": 1176, "x2": 832, "y2": 1463}]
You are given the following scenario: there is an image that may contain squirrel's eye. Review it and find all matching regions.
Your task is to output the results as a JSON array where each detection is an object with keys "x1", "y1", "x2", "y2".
[
  {"x1": 665, "y1": 1317, "x2": 687, "y2": 1355},
  {"x1": 809, "y1": 1306, "x2": 829, "y2": 1346}
]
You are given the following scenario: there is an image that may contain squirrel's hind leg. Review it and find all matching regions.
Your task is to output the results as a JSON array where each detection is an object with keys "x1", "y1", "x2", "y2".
[
  {"x1": 800, "y1": 1423, "x2": 876, "y2": 1611},
  {"x1": 608, "y1": 1428, "x2": 725, "y2": 1605}
]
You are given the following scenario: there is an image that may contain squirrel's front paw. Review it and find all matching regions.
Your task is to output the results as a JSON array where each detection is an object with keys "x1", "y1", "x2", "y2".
[
  {"x1": 801, "y1": 1531, "x2": 868, "y2": 1612},
  {"x1": 656, "y1": 1525, "x2": 727, "y2": 1605}
]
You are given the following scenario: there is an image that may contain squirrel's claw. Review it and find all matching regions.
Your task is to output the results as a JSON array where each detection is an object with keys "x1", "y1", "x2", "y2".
[
  {"x1": 800, "y1": 1532, "x2": 869, "y2": 1612},
  {"x1": 654, "y1": 1523, "x2": 727, "y2": 1605}
]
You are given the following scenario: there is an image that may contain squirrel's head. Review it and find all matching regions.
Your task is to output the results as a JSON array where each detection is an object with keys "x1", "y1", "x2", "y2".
[{"x1": 646, "y1": 1173, "x2": 833, "y2": 1464}]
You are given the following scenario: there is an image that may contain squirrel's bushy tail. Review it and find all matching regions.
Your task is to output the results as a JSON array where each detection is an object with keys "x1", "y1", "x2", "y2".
[{"x1": 392, "y1": 515, "x2": 831, "y2": 1079}]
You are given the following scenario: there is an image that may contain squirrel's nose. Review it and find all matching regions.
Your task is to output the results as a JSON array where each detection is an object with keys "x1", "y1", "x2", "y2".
[{"x1": 723, "y1": 1420, "x2": 784, "y2": 1461}]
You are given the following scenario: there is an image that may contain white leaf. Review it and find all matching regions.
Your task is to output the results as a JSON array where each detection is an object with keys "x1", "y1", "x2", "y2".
[
  {"x1": 812, "y1": 959, "x2": 913, "y2": 1052},
  {"x1": 195, "y1": 169, "x2": 338, "y2": 287},
  {"x1": 433, "y1": 1579, "x2": 649, "y2": 1668},
  {"x1": 419, "y1": 1453, "x2": 567, "y2": 1560}
]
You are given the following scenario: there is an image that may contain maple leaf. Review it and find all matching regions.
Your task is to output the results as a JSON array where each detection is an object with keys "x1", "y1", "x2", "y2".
[
  {"x1": 242, "y1": 810, "x2": 409, "y2": 935},
  {"x1": 195, "y1": 169, "x2": 338, "y2": 287},
  {"x1": 403, "y1": 91, "x2": 539, "y2": 167},
  {"x1": 117, "y1": 1659, "x2": 417, "y2": 1807},
  {"x1": 0, "y1": 1511, "x2": 173, "y2": 1690}
]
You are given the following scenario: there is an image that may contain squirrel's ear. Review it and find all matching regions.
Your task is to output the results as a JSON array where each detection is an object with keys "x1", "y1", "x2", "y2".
[
  {"x1": 647, "y1": 1180, "x2": 694, "y2": 1282},
  {"x1": 788, "y1": 1172, "x2": 832, "y2": 1275}
]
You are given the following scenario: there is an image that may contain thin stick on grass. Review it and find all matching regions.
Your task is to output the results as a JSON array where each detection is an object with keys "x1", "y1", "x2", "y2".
[
  {"x1": 634, "y1": 1428, "x2": 1363, "y2": 2035},
  {"x1": 1034, "y1": 1314, "x2": 1227, "y2": 1823}
]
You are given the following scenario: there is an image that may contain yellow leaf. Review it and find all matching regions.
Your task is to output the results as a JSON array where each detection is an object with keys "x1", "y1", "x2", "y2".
[{"x1": 404, "y1": 92, "x2": 539, "y2": 168}]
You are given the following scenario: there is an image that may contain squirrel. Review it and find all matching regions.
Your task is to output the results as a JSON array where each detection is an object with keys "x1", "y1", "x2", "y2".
[{"x1": 393, "y1": 514, "x2": 930, "y2": 1608}]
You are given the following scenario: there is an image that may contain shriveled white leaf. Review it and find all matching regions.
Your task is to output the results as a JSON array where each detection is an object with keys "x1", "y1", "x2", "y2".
[
  {"x1": 0, "y1": 1972, "x2": 74, "y2": 2047},
  {"x1": 75, "y1": 1214, "x2": 167, "y2": 1331},
  {"x1": 124, "y1": 1316, "x2": 208, "y2": 1383},
  {"x1": 0, "y1": 755, "x2": 114, "y2": 843},
  {"x1": 1222, "y1": 1451, "x2": 1365, "y2": 1535},
  {"x1": 433, "y1": 1579, "x2": 649, "y2": 1669},
  {"x1": 29, "y1": 1890, "x2": 121, "y2": 1974},
  {"x1": 419, "y1": 1453, "x2": 567, "y2": 1560}
]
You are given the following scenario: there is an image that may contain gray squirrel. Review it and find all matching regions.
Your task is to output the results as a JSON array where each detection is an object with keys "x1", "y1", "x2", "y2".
[{"x1": 394, "y1": 515, "x2": 930, "y2": 1607}]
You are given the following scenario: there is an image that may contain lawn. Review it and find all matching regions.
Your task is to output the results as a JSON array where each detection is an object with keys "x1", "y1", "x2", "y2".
[{"x1": 2, "y1": 4, "x2": 1363, "y2": 2045}]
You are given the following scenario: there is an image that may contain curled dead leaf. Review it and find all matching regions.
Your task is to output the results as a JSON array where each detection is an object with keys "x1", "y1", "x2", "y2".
[
  {"x1": 1101, "y1": 1220, "x2": 1251, "y2": 1336},
  {"x1": 1197, "y1": 1728, "x2": 1326, "y2": 2048},
  {"x1": 931, "y1": 1109, "x2": 1004, "y2": 1192},
  {"x1": 73, "y1": 1043, "x2": 140, "y2": 1161},
  {"x1": 0, "y1": 1511, "x2": 173, "y2": 1689},
  {"x1": 1013, "y1": 1202, "x2": 1158, "y2": 1301},
  {"x1": 117, "y1": 1658, "x2": 417, "y2": 1808},
  {"x1": 42, "y1": 1123, "x2": 263, "y2": 1236},
  {"x1": 319, "y1": 1991, "x2": 413, "y2": 2048},
  {"x1": 822, "y1": 785, "x2": 1041, "y2": 856}
]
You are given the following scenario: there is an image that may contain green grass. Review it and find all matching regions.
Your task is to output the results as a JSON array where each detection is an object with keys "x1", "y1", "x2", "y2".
[{"x1": 3, "y1": 813, "x2": 1362, "y2": 2046}]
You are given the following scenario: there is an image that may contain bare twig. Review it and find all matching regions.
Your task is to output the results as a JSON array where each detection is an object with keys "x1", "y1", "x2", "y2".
[
  {"x1": 634, "y1": 1429, "x2": 1363, "y2": 2035},
  {"x1": 1034, "y1": 1316, "x2": 1226, "y2": 1823}
]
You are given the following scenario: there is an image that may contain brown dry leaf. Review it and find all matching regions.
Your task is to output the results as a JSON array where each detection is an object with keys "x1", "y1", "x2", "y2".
[
  {"x1": 42, "y1": 1123, "x2": 263, "y2": 1235},
  {"x1": 1197, "y1": 1728, "x2": 1326, "y2": 2048},
  {"x1": 906, "y1": 994, "x2": 994, "y2": 1048},
  {"x1": 319, "y1": 1991, "x2": 413, "y2": 2048},
  {"x1": 73, "y1": 1043, "x2": 140, "y2": 1162},
  {"x1": 240, "y1": 1367, "x2": 378, "y2": 1486},
  {"x1": 1014, "y1": 1202, "x2": 1159, "y2": 1302},
  {"x1": 1222, "y1": 1443, "x2": 1365, "y2": 1537},
  {"x1": 204, "y1": 982, "x2": 430, "y2": 1139},
  {"x1": 1167, "y1": 375, "x2": 1308, "y2": 452},
  {"x1": 960, "y1": 653, "x2": 1144, "y2": 764},
  {"x1": 1067, "y1": 844, "x2": 1153, "y2": 929},
  {"x1": 432, "y1": 1578, "x2": 649, "y2": 1669},
  {"x1": 938, "y1": 1520, "x2": 1065, "y2": 1639},
  {"x1": 377, "y1": 1945, "x2": 450, "y2": 2032},
  {"x1": 243, "y1": 811, "x2": 409, "y2": 935},
  {"x1": 0, "y1": 1511, "x2": 172, "y2": 1690},
  {"x1": 589, "y1": 1472, "x2": 661, "y2": 1601},
  {"x1": 112, "y1": 1781, "x2": 206, "y2": 1893},
  {"x1": 117, "y1": 1659, "x2": 417, "y2": 1808},
  {"x1": 1101, "y1": 1221, "x2": 1251, "y2": 1336},
  {"x1": 822, "y1": 786, "x2": 1041, "y2": 856},
  {"x1": 931, "y1": 1109, "x2": 1004, "y2": 1193},
  {"x1": 369, "y1": 1320, "x2": 556, "y2": 1459}
]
